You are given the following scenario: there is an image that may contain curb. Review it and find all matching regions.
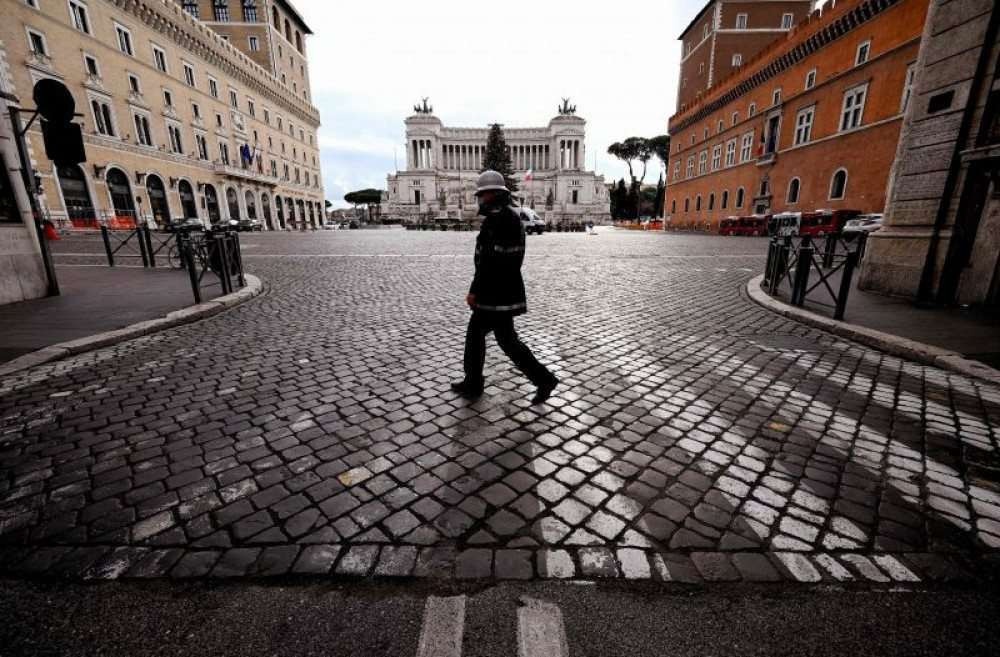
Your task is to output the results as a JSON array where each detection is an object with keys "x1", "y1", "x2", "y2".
[
  {"x1": 746, "y1": 274, "x2": 1000, "y2": 387},
  {"x1": 0, "y1": 274, "x2": 264, "y2": 378}
]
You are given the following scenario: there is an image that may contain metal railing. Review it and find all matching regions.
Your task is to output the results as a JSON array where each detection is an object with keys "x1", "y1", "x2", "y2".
[
  {"x1": 175, "y1": 227, "x2": 246, "y2": 304},
  {"x1": 763, "y1": 232, "x2": 868, "y2": 320}
]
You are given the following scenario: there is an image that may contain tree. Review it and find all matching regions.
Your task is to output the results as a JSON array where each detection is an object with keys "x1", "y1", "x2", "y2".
[
  {"x1": 344, "y1": 188, "x2": 384, "y2": 222},
  {"x1": 647, "y1": 135, "x2": 671, "y2": 173},
  {"x1": 481, "y1": 123, "x2": 518, "y2": 192},
  {"x1": 545, "y1": 188, "x2": 554, "y2": 209},
  {"x1": 611, "y1": 179, "x2": 629, "y2": 220},
  {"x1": 654, "y1": 173, "x2": 665, "y2": 218}
]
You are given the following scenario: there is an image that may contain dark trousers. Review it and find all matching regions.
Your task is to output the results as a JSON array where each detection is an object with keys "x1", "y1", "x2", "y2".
[{"x1": 463, "y1": 312, "x2": 553, "y2": 387}]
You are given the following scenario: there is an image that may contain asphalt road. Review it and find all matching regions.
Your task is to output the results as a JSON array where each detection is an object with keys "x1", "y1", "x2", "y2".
[{"x1": 4, "y1": 577, "x2": 1000, "y2": 657}]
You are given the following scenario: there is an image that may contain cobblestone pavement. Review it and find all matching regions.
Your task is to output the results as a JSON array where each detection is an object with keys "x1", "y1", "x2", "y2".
[{"x1": 2, "y1": 229, "x2": 998, "y2": 584}]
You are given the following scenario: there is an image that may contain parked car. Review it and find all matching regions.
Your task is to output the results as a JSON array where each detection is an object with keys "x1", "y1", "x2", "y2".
[
  {"x1": 799, "y1": 209, "x2": 861, "y2": 237},
  {"x1": 519, "y1": 208, "x2": 546, "y2": 235},
  {"x1": 237, "y1": 218, "x2": 263, "y2": 232},
  {"x1": 843, "y1": 213, "x2": 884, "y2": 234}
]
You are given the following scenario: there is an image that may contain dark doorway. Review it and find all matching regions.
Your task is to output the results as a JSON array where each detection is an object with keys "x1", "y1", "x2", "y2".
[
  {"x1": 178, "y1": 180, "x2": 197, "y2": 219},
  {"x1": 204, "y1": 184, "x2": 221, "y2": 224},
  {"x1": 56, "y1": 164, "x2": 97, "y2": 227},
  {"x1": 146, "y1": 174, "x2": 170, "y2": 227},
  {"x1": 262, "y1": 193, "x2": 273, "y2": 230},
  {"x1": 106, "y1": 168, "x2": 135, "y2": 221},
  {"x1": 414, "y1": 189, "x2": 421, "y2": 205},
  {"x1": 275, "y1": 195, "x2": 284, "y2": 228},
  {"x1": 938, "y1": 162, "x2": 996, "y2": 304}
]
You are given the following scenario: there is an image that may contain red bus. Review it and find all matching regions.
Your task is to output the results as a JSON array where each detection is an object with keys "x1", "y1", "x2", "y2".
[
  {"x1": 799, "y1": 209, "x2": 862, "y2": 237},
  {"x1": 719, "y1": 216, "x2": 739, "y2": 235},
  {"x1": 720, "y1": 215, "x2": 768, "y2": 236}
]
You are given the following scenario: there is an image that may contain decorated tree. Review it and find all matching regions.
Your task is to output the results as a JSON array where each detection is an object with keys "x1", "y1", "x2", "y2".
[{"x1": 481, "y1": 123, "x2": 518, "y2": 192}]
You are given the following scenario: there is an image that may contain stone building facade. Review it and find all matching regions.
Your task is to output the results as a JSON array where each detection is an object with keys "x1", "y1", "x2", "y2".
[
  {"x1": 666, "y1": 0, "x2": 928, "y2": 229},
  {"x1": 677, "y1": 0, "x2": 813, "y2": 111},
  {"x1": 385, "y1": 102, "x2": 610, "y2": 224},
  {"x1": 858, "y1": 0, "x2": 1000, "y2": 309},
  {"x1": 1, "y1": 0, "x2": 324, "y2": 231}
]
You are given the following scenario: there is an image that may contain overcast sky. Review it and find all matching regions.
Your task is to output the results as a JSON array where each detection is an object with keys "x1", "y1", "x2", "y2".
[{"x1": 295, "y1": 0, "x2": 702, "y2": 207}]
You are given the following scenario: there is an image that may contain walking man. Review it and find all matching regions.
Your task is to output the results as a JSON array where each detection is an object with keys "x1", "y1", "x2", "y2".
[{"x1": 451, "y1": 170, "x2": 558, "y2": 404}]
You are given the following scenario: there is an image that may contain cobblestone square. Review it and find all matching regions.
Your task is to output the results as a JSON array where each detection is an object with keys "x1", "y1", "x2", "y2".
[{"x1": 2, "y1": 230, "x2": 998, "y2": 583}]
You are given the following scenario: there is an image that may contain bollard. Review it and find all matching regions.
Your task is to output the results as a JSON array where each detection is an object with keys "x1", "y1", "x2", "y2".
[
  {"x1": 180, "y1": 233, "x2": 201, "y2": 304},
  {"x1": 764, "y1": 238, "x2": 776, "y2": 288},
  {"x1": 791, "y1": 238, "x2": 813, "y2": 306},
  {"x1": 822, "y1": 235, "x2": 836, "y2": 269},
  {"x1": 100, "y1": 225, "x2": 114, "y2": 267},
  {"x1": 231, "y1": 231, "x2": 246, "y2": 287},
  {"x1": 835, "y1": 250, "x2": 860, "y2": 320},
  {"x1": 143, "y1": 225, "x2": 156, "y2": 268}
]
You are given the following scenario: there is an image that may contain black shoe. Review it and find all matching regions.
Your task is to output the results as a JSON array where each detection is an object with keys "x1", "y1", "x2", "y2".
[
  {"x1": 531, "y1": 376, "x2": 558, "y2": 404},
  {"x1": 451, "y1": 380, "x2": 483, "y2": 398}
]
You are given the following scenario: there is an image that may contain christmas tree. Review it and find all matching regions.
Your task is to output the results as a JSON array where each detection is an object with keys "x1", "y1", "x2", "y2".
[{"x1": 481, "y1": 123, "x2": 518, "y2": 192}]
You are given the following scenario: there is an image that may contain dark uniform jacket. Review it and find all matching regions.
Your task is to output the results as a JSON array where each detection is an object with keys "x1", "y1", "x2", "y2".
[{"x1": 469, "y1": 206, "x2": 527, "y2": 315}]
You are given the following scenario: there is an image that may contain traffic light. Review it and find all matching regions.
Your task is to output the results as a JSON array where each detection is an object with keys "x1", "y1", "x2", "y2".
[{"x1": 32, "y1": 79, "x2": 86, "y2": 166}]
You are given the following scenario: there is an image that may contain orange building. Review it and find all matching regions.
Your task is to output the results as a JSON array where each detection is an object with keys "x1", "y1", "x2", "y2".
[{"x1": 666, "y1": 0, "x2": 928, "y2": 229}]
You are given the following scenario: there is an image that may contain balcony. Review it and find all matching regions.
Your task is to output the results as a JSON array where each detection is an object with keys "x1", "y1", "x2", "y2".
[
  {"x1": 27, "y1": 51, "x2": 54, "y2": 71},
  {"x1": 213, "y1": 162, "x2": 279, "y2": 186},
  {"x1": 757, "y1": 151, "x2": 777, "y2": 166}
]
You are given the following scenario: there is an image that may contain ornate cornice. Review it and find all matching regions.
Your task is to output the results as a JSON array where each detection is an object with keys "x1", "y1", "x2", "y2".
[
  {"x1": 104, "y1": 0, "x2": 321, "y2": 127},
  {"x1": 669, "y1": 0, "x2": 901, "y2": 134}
]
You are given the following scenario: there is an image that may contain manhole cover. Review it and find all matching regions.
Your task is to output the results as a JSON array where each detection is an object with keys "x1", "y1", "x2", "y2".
[{"x1": 743, "y1": 334, "x2": 828, "y2": 352}]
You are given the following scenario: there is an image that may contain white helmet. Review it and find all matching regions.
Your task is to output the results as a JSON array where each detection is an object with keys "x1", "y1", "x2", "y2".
[{"x1": 475, "y1": 170, "x2": 509, "y2": 195}]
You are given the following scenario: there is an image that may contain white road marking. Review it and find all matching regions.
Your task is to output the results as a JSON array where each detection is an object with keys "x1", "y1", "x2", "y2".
[
  {"x1": 518, "y1": 597, "x2": 570, "y2": 657},
  {"x1": 417, "y1": 595, "x2": 466, "y2": 657}
]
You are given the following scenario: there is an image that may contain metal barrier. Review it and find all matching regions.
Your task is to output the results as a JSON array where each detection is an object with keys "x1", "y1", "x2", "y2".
[
  {"x1": 175, "y1": 227, "x2": 246, "y2": 304},
  {"x1": 763, "y1": 232, "x2": 868, "y2": 320}
]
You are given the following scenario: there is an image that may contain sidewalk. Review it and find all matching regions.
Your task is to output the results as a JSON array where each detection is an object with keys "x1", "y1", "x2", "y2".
[
  {"x1": 0, "y1": 265, "x2": 222, "y2": 364},
  {"x1": 759, "y1": 266, "x2": 1000, "y2": 370}
]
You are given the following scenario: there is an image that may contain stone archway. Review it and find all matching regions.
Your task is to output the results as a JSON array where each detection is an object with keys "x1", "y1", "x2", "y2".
[
  {"x1": 146, "y1": 174, "x2": 170, "y2": 228},
  {"x1": 204, "y1": 184, "x2": 221, "y2": 224},
  {"x1": 226, "y1": 187, "x2": 241, "y2": 222},
  {"x1": 106, "y1": 168, "x2": 136, "y2": 225},
  {"x1": 261, "y1": 193, "x2": 273, "y2": 230},
  {"x1": 56, "y1": 164, "x2": 97, "y2": 228},
  {"x1": 178, "y1": 180, "x2": 198, "y2": 219}
]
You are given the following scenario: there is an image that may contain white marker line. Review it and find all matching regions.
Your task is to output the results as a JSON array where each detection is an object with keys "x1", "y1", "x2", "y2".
[
  {"x1": 417, "y1": 595, "x2": 466, "y2": 657},
  {"x1": 518, "y1": 597, "x2": 569, "y2": 657}
]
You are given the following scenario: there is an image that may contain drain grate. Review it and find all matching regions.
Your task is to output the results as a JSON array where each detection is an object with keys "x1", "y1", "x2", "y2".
[{"x1": 743, "y1": 334, "x2": 830, "y2": 352}]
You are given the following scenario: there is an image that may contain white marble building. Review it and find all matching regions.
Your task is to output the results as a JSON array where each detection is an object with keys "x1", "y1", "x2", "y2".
[{"x1": 386, "y1": 100, "x2": 610, "y2": 223}]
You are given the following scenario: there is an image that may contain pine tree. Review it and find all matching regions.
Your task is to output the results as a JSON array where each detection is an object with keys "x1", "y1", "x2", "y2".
[{"x1": 481, "y1": 123, "x2": 518, "y2": 192}]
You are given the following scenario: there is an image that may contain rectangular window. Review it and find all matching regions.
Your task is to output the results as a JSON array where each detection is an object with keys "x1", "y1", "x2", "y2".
[
  {"x1": 781, "y1": 13, "x2": 794, "y2": 29},
  {"x1": 748, "y1": 102, "x2": 756, "y2": 117},
  {"x1": 152, "y1": 45, "x2": 167, "y2": 72},
  {"x1": 182, "y1": 1, "x2": 198, "y2": 18},
  {"x1": 711, "y1": 145, "x2": 721, "y2": 171},
  {"x1": 183, "y1": 63, "x2": 195, "y2": 87},
  {"x1": 219, "y1": 142, "x2": 230, "y2": 164},
  {"x1": 900, "y1": 64, "x2": 916, "y2": 113},
  {"x1": 735, "y1": 13, "x2": 747, "y2": 29},
  {"x1": 84, "y1": 54, "x2": 99, "y2": 76},
  {"x1": 243, "y1": 0, "x2": 258, "y2": 22},
  {"x1": 27, "y1": 29, "x2": 47, "y2": 56},
  {"x1": 840, "y1": 83, "x2": 868, "y2": 131},
  {"x1": 740, "y1": 131, "x2": 754, "y2": 162},
  {"x1": 127, "y1": 73, "x2": 140, "y2": 93},
  {"x1": 856, "y1": 40, "x2": 871, "y2": 66},
  {"x1": 68, "y1": 0, "x2": 91, "y2": 34},
  {"x1": 90, "y1": 98, "x2": 115, "y2": 136},
  {"x1": 794, "y1": 106, "x2": 814, "y2": 145},
  {"x1": 731, "y1": 111, "x2": 739, "y2": 126},
  {"x1": 215, "y1": 113, "x2": 223, "y2": 127},
  {"x1": 263, "y1": 108, "x2": 270, "y2": 123},
  {"x1": 731, "y1": 53, "x2": 742, "y2": 67},
  {"x1": 805, "y1": 69, "x2": 817, "y2": 90},
  {"x1": 192, "y1": 102, "x2": 201, "y2": 119},
  {"x1": 229, "y1": 89, "x2": 238, "y2": 108},
  {"x1": 133, "y1": 113, "x2": 152, "y2": 146},
  {"x1": 247, "y1": 99, "x2": 255, "y2": 117},
  {"x1": 249, "y1": 36, "x2": 259, "y2": 52},
  {"x1": 698, "y1": 151, "x2": 707, "y2": 175},
  {"x1": 214, "y1": 1, "x2": 230, "y2": 21},
  {"x1": 208, "y1": 78, "x2": 219, "y2": 98},
  {"x1": 686, "y1": 157, "x2": 694, "y2": 178},
  {"x1": 725, "y1": 140, "x2": 736, "y2": 167},
  {"x1": 115, "y1": 24, "x2": 133, "y2": 56},
  {"x1": 673, "y1": 160, "x2": 680, "y2": 181},
  {"x1": 196, "y1": 133, "x2": 209, "y2": 160},
  {"x1": 163, "y1": 89, "x2": 173, "y2": 108},
  {"x1": 772, "y1": 89, "x2": 782, "y2": 106},
  {"x1": 168, "y1": 124, "x2": 183, "y2": 153}
]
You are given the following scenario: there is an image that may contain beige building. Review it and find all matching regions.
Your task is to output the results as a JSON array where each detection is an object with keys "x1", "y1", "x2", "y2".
[{"x1": 1, "y1": 0, "x2": 324, "y2": 231}]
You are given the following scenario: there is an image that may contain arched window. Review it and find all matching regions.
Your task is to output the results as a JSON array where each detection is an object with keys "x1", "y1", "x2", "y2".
[
  {"x1": 708, "y1": 193, "x2": 715, "y2": 210},
  {"x1": 671, "y1": 199, "x2": 676, "y2": 214},
  {"x1": 295, "y1": 31, "x2": 302, "y2": 53},
  {"x1": 736, "y1": 187, "x2": 745, "y2": 208},
  {"x1": 696, "y1": 195, "x2": 702, "y2": 211},
  {"x1": 105, "y1": 168, "x2": 135, "y2": 220},
  {"x1": 759, "y1": 178, "x2": 769, "y2": 196},
  {"x1": 261, "y1": 193, "x2": 272, "y2": 229},
  {"x1": 721, "y1": 190, "x2": 729, "y2": 209},
  {"x1": 178, "y1": 180, "x2": 197, "y2": 219},
  {"x1": 145, "y1": 174, "x2": 170, "y2": 226},
  {"x1": 244, "y1": 189, "x2": 257, "y2": 220},
  {"x1": 275, "y1": 194, "x2": 284, "y2": 228},
  {"x1": 56, "y1": 164, "x2": 96, "y2": 227},
  {"x1": 684, "y1": 198, "x2": 690, "y2": 212},
  {"x1": 272, "y1": 6, "x2": 279, "y2": 26},
  {"x1": 204, "y1": 184, "x2": 220, "y2": 223},
  {"x1": 830, "y1": 169, "x2": 848, "y2": 199},
  {"x1": 787, "y1": 177, "x2": 801, "y2": 204},
  {"x1": 284, "y1": 18, "x2": 291, "y2": 42},
  {"x1": 226, "y1": 186, "x2": 241, "y2": 221}
]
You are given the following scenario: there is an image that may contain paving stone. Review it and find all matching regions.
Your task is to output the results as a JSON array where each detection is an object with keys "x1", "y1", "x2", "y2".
[
  {"x1": 578, "y1": 547, "x2": 619, "y2": 578},
  {"x1": 251, "y1": 546, "x2": 301, "y2": 576},
  {"x1": 293, "y1": 545, "x2": 340, "y2": 574},
  {"x1": 212, "y1": 548, "x2": 261, "y2": 577},
  {"x1": 617, "y1": 548, "x2": 651, "y2": 579},
  {"x1": 538, "y1": 549, "x2": 575, "y2": 578},
  {"x1": 732, "y1": 553, "x2": 781, "y2": 582},
  {"x1": 691, "y1": 552, "x2": 739, "y2": 582},
  {"x1": 335, "y1": 545, "x2": 378, "y2": 575},
  {"x1": 171, "y1": 551, "x2": 220, "y2": 578},
  {"x1": 495, "y1": 549, "x2": 532, "y2": 579},
  {"x1": 374, "y1": 546, "x2": 418, "y2": 577},
  {"x1": 456, "y1": 549, "x2": 493, "y2": 579}
]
